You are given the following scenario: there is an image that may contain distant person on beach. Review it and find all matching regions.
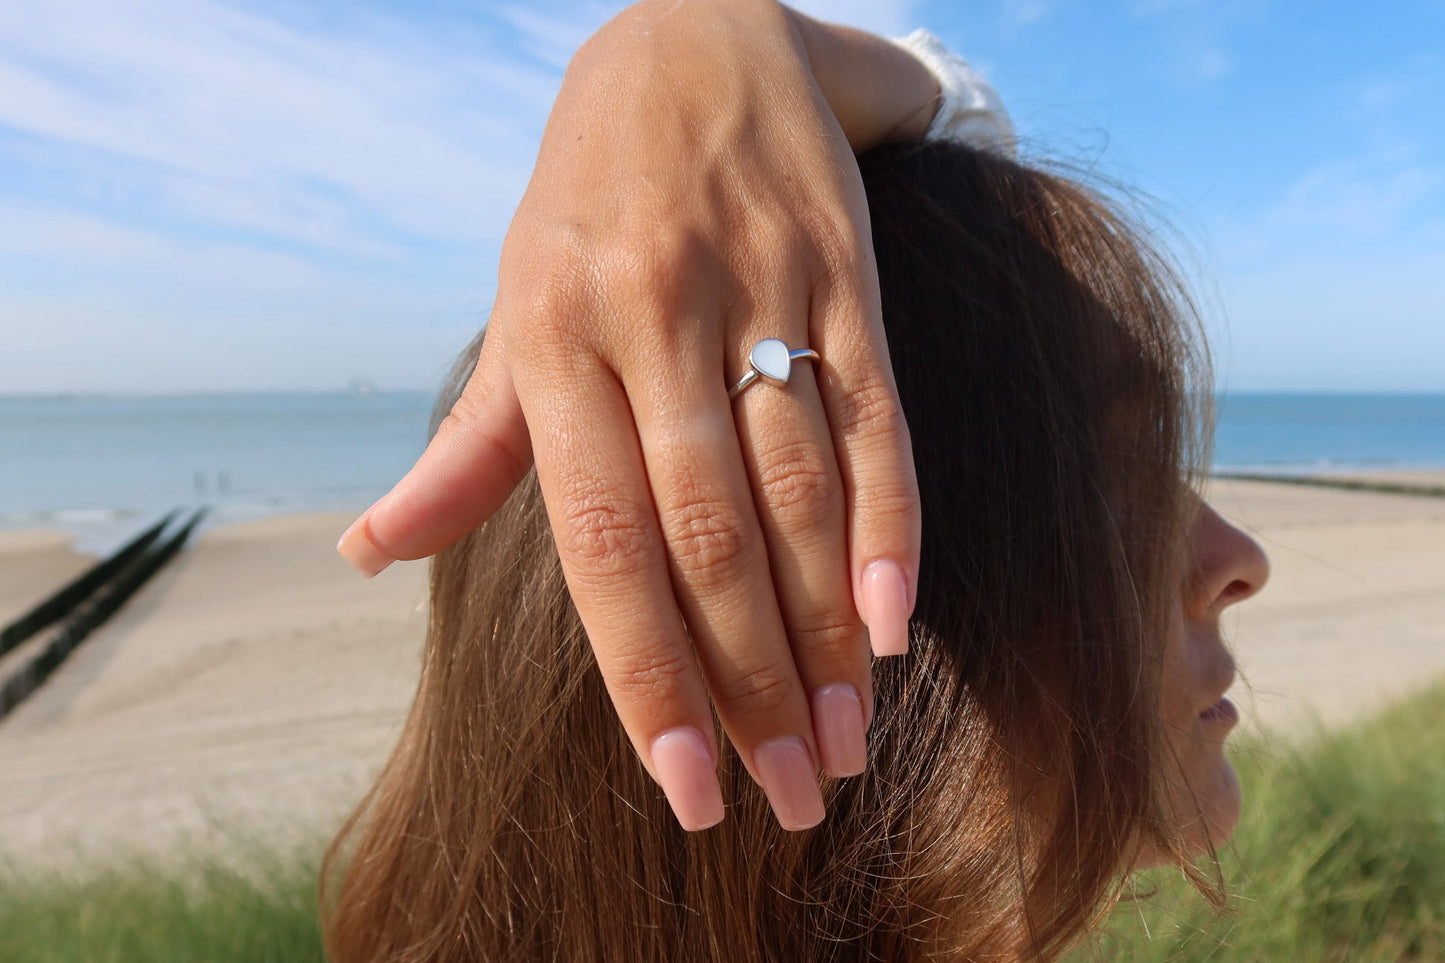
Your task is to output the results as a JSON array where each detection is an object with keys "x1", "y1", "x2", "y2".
[{"x1": 323, "y1": 2, "x2": 1270, "y2": 958}]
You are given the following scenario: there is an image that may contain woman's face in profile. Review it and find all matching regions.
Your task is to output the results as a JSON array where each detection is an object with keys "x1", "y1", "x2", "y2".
[{"x1": 1157, "y1": 497, "x2": 1270, "y2": 852}]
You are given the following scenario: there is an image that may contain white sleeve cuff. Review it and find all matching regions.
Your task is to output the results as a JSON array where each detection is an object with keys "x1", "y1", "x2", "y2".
[{"x1": 889, "y1": 28, "x2": 1016, "y2": 157}]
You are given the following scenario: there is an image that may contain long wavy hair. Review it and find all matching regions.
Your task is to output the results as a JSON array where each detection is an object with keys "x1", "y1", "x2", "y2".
[{"x1": 322, "y1": 140, "x2": 1213, "y2": 961}]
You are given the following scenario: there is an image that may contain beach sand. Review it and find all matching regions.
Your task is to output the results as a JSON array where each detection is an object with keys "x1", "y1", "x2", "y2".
[
  {"x1": 1, "y1": 479, "x2": 1443, "y2": 866},
  {"x1": 0, "y1": 514, "x2": 428, "y2": 868}
]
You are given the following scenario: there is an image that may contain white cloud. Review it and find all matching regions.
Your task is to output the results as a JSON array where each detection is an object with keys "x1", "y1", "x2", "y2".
[
  {"x1": 0, "y1": 0, "x2": 550, "y2": 248},
  {"x1": 0, "y1": 0, "x2": 564, "y2": 390}
]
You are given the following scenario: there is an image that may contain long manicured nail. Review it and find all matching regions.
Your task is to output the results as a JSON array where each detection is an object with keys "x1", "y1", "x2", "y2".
[
  {"x1": 754, "y1": 736, "x2": 825, "y2": 830},
  {"x1": 812, "y1": 684, "x2": 867, "y2": 778},
  {"x1": 650, "y1": 728, "x2": 725, "y2": 831},
  {"x1": 337, "y1": 512, "x2": 395, "y2": 578},
  {"x1": 861, "y1": 559, "x2": 910, "y2": 656}
]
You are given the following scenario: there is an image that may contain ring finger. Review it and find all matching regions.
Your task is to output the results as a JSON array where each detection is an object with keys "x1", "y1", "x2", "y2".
[{"x1": 729, "y1": 292, "x2": 872, "y2": 780}]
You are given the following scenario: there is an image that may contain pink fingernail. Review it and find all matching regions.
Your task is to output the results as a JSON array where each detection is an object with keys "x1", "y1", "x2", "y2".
[
  {"x1": 754, "y1": 736, "x2": 824, "y2": 831},
  {"x1": 650, "y1": 728, "x2": 725, "y2": 831},
  {"x1": 337, "y1": 512, "x2": 395, "y2": 578},
  {"x1": 812, "y1": 684, "x2": 867, "y2": 778},
  {"x1": 861, "y1": 559, "x2": 910, "y2": 656}
]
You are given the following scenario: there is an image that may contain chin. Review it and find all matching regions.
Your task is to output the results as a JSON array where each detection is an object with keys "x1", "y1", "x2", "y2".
[
  {"x1": 1179, "y1": 753, "x2": 1242, "y2": 856},
  {"x1": 1133, "y1": 753, "x2": 1243, "y2": 870},
  {"x1": 1199, "y1": 755, "x2": 1242, "y2": 846}
]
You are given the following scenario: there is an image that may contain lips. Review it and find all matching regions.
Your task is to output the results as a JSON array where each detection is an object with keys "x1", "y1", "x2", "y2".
[{"x1": 1199, "y1": 697, "x2": 1239, "y2": 725}]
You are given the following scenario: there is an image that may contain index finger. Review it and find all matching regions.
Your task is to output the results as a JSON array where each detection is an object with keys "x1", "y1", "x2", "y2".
[{"x1": 337, "y1": 326, "x2": 533, "y2": 576}]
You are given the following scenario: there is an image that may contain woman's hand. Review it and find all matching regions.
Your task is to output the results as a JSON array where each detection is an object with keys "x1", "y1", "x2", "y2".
[{"x1": 338, "y1": 0, "x2": 937, "y2": 831}]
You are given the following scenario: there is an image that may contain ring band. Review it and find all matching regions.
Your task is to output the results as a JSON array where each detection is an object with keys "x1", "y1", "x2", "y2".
[{"x1": 729, "y1": 338, "x2": 821, "y2": 400}]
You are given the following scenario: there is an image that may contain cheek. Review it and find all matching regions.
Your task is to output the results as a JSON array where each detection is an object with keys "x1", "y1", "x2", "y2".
[
  {"x1": 1131, "y1": 749, "x2": 1242, "y2": 870},
  {"x1": 1158, "y1": 608, "x2": 1193, "y2": 728}
]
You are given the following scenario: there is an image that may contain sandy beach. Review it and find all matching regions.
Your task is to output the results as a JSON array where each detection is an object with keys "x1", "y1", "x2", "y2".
[
  {"x1": 0, "y1": 514, "x2": 428, "y2": 868},
  {"x1": 2, "y1": 479, "x2": 1444, "y2": 867}
]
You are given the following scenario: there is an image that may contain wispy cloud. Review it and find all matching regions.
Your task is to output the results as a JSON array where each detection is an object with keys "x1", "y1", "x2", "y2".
[
  {"x1": 494, "y1": 3, "x2": 619, "y2": 71},
  {"x1": 0, "y1": 0, "x2": 552, "y2": 252},
  {"x1": 1000, "y1": 0, "x2": 1053, "y2": 27},
  {"x1": 1123, "y1": 0, "x2": 1259, "y2": 85},
  {"x1": 0, "y1": 0, "x2": 561, "y2": 391},
  {"x1": 1272, "y1": 159, "x2": 1442, "y2": 236},
  {"x1": 0, "y1": 0, "x2": 580, "y2": 387},
  {"x1": 1193, "y1": 46, "x2": 1233, "y2": 80},
  {"x1": 1131, "y1": 0, "x2": 1207, "y2": 15}
]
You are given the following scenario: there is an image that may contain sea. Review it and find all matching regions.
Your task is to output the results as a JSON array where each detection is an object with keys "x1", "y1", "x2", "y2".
[{"x1": 1, "y1": 391, "x2": 1442, "y2": 553}]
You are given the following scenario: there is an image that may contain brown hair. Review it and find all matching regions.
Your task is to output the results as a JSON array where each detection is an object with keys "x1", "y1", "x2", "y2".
[{"x1": 322, "y1": 141, "x2": 1212, "y2": 961}]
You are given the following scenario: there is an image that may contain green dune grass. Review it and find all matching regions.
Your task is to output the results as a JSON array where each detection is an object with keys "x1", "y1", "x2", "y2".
[
  {"x1": 2, "y1": 683, "x2": 1443, "y2": 962},
  {"x1": 0, "y1": 841, "x2": 326, "y2": 963}
]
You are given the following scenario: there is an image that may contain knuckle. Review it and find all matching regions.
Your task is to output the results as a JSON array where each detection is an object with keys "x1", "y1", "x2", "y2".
[
  {"x1": 789, "y1": 608, "x2": 865, "y2": 658},
  {"x1": 755, "y1": 439, "x2": 841, "y2": 524},
  {"x1": 835, "y1": 373, "x2": 908, "y2": 444},
  {"x1": 808, "y1": 214, "x2": 867, "y2": 281},
  {"x1": 433, "y1": 400, "x2": 476, "y2": 440},
  {"x1": 515, "y1": 273, "x2": 587, "y2": 353},
  {"x1": 661, "y1": 489, "x2": 754, "y2": 585},
  {"x1": 853, "y1": 477, "x2": 920, "y2": 529},
  {"x1": 555, "y1": 478, "x2": 654, "y2": 576},
  {"x1": 607, "y1": 647, "x2": 695, "y2": 704},
  {"x1": 711, "y1": 658, "x2": 797, "y2": 717},
  {"x1": 603, "y1": 223, "x2": 709, "y2": 319}
]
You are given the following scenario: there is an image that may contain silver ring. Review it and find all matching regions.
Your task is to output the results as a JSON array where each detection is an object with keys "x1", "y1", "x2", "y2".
[{"x1": 728, "y1": 338, "x2": 821, "y2": 400}]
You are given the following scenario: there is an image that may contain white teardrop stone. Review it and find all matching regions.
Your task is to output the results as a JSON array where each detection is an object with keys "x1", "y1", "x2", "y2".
[{"x1": 750, "y1": 339, "x2": 792, "y2": 383}]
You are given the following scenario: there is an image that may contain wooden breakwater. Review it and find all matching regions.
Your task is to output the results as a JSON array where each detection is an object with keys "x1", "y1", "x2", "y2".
[
  {"x1": 0, "y1": 509, "x2": 207, "y2": 721},
  {"x1": 0, "y1": 511, "x2": 178, "y2": 659}
]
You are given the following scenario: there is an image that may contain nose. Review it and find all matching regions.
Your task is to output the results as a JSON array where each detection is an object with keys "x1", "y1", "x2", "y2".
[{"x1": 1189, "y1": 501, "x2": 1270, "y2": 618}]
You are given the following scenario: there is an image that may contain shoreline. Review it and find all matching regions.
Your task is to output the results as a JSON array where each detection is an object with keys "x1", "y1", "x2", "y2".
[
  {"x1": 1214, "y1": 469, "x2": 1445, "y2": 499},
  {"x1": 6, "y1": 466, "x2": 1442, "y2": 557},
  {"x1": 0, "y1": 501, "x2": 374, "y2": 558}
]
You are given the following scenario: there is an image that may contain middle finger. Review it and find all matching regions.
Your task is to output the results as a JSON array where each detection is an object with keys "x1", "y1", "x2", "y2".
[{"x1": 729, "y1": 297, "x2": 873, "y2": 780}]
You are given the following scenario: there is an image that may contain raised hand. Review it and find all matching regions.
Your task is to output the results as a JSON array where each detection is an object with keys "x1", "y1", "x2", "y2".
[{"x1": 338, "y1": 0, "x2": 939, "y2": 830}]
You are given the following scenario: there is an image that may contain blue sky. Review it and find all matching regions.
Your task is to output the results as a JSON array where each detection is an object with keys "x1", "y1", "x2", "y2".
[{"x1": 0, "y1": 0, "x2": 1441, "y2": 393}]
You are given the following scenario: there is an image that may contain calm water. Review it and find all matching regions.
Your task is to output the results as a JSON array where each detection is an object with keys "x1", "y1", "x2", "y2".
[
  {"x1": 1213, "y1": 393, "x2": 1445, "y2": 473},
  {"x1": 1, "y1": 392, "x2": 1441, "y2": 551},
  {"x1": 0, "y1": 392, "x2": 435, "y2": 550}
]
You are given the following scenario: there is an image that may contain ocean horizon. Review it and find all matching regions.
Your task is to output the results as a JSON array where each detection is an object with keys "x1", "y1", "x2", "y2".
[{"x1": 2, "y1": 390, "x2": 1442, "y2": 552}]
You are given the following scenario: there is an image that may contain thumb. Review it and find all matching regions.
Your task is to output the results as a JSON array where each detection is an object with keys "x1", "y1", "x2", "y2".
[{"x1": 337, "y1": 328, "x2": 532, "y2": 576}]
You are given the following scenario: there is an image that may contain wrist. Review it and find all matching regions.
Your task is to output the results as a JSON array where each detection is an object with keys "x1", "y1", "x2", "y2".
[{"x1": 786, "y1": 8, "x2": 941, "y2": 150}]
